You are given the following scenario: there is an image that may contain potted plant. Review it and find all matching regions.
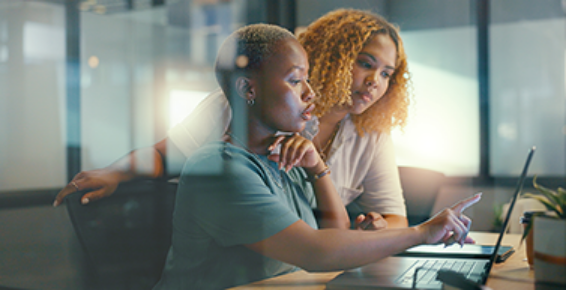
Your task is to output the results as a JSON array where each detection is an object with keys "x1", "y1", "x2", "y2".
[{"x1": 521, "y1": 176, "x2": 566, "y2": 286}]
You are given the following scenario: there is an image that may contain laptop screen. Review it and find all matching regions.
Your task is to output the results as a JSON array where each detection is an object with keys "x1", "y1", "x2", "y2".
[{"x1": 485, "y1": 146, "x2": 535, "y2": 272}]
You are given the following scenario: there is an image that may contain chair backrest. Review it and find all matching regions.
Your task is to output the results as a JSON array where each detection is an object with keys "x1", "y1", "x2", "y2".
[
  {"x1": 398, "y1": 166, "x2": 445, "y2": 226},
  {"x1": 65, "y1": 180, "x2": 177, "y2": 290}
]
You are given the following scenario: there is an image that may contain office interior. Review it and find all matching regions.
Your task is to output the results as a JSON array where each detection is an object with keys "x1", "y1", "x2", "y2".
[{"x1": 0, "y1": 0, "x2": 564, "y2": 289}]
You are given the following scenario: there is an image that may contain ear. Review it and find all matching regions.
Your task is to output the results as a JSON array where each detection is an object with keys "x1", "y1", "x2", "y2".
[{"x1": 235, "y1": 77, "x2": 255, "y2": 101}]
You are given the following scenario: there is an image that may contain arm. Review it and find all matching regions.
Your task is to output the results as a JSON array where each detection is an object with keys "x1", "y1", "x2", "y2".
[
  {"x1": 246, "y1": 193, "x2": 481, "y2": 272},
  {"x1": 306, "y1": 160, "x2": 350, "y2": 229},
  {"x1": 53, "y1": 138, "x2": 182, "y2": 206},
  {"x1": 355, "y1": 134, "x2": 408, "y2": 228},
  {"x1": 53, "y1": 89, "x2": 231, "y2": 206},
  {"x1": 383, "y1": 214, "x2": 408, "y2": 228},
  {"x1": 268, "y1": 134, "x2": 349, "y2": 230}
]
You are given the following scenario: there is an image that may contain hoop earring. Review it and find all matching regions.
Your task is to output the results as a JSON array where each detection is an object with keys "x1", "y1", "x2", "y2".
[{"x1": 247, "y1": 99, "x2": 255, "y2": 106}]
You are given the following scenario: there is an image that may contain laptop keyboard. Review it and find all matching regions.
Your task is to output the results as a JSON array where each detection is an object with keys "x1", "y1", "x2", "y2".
[{"x1": 396, "y1": 259, "x2": 482, "y2": 288}]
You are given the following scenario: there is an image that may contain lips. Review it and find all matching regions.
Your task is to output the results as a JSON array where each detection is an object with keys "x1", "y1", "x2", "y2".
[
  {"x1": 302, "y1": 103, "x2": 315, "y2": 120},
  {"x1": 357, "y1": 91, "x2": 373, "y2": 102}
]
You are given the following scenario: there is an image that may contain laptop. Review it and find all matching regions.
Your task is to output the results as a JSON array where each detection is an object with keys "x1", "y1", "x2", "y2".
[
  {"x1": 327, "y1": 147, "x2": 535, "y2": 290},
  {"x1": 397, "y1": 243, "x2": 514, "y2": 263}
]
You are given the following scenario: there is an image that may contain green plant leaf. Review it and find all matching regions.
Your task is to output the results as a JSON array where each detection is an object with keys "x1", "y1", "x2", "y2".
[
  {"x1": 533, "y1": 176, "x2": 563, "y2": 215},
  {"x1": 492, "y1": 203, "x2": 504, "y2": 228},
  {"x1": 558, "y1": 187, "x2": 566, "y2": 217},
  {"x1": 522, "y1": 193, "x2": 560, "y2": 213}
]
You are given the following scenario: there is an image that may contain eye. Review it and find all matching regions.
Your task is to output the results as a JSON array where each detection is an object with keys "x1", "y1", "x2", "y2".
[
  {"x1": 357, "y1": 60, "x2": 372, "y2": 69},
  {"x1": 381, "y1": 71, "x2": 392, "y2": 78},
  {"x1": 289, "y1": 79, "x2": 301, "y2": 85}
]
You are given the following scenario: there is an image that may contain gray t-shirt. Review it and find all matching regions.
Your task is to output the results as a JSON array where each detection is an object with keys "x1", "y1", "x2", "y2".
[{"x1": 153, "y1": 142, "x2": 318, "y2": 290}]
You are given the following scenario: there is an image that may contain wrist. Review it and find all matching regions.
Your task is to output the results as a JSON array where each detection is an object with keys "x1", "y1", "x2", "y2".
[
  {"x1": 412, "y1": 224, "x2": 427, "y2": 245},
  {"x1": 105, "y1": 167, "x2": 135, "y2": 183},
  {"x1": 306, "y1": 163, "x2": 331, "y2": 182},
  {"x1": 304, "y1": 158, "x2": 325, "y2": 174}
]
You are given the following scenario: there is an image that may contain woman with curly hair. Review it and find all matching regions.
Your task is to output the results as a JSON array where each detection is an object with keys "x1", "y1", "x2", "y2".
[
  {"x1": 298, "y1": 9, "x2": 410, "y2": 229},
  {"x1": 54, "y1": 9, "x2": 410, "y2": 230}
]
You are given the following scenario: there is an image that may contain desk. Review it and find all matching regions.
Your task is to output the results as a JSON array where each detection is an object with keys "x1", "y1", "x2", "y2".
[{"x1": 231, "y1": 232, "x2": 534, "y2": 290}]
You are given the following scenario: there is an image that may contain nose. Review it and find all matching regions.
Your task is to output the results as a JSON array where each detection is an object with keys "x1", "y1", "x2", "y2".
[
  {"x1": 365, "y1": 71, "x2": 379, "y2": 88},
  {"x1": 303, "y1": 81, "x2": 316, "y2": 102}
]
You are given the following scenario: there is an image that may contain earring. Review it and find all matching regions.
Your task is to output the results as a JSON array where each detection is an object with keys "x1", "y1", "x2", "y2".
[{"x1": 247, "y1": 98, "x2": 255, "y2": 106}]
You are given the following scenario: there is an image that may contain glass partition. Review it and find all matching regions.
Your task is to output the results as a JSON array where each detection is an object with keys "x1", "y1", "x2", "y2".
[
  {"x1": 0, "y1": 0, "x2": 256, "y2": 191},
  {"x1": 0, "y1": 1, "x2": 67, "y2": 191},
  {"x1": 490, "y1": 0, "x2": 566, "y2": 177}
]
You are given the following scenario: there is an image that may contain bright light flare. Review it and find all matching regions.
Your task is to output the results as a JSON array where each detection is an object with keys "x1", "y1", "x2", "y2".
[{"x1": 169, "y1": 90, "x2": 209, "y2": 129}]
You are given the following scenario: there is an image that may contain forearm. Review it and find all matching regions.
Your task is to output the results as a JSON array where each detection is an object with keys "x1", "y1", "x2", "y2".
[
  {"x1": 305, "y1": 227, "x2": 423, "y2": 271},
  {"x1": 249, "y1": 195, "x2": 481, "y2": 273},
  {"x1": 106, "y1": 146, "x2": 165, "y2": 181},
  {"x1": 306, "y1": 163, "x2": 350, "y2": 229},
  {"x1": 383, "y1": 214, "x2": 409, "y2": 228},
  {"x1": 252, "y1": 221, "x2": 425, "y2": 272}
]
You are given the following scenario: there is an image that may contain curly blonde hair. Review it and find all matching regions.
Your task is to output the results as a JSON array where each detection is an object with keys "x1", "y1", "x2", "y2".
[{"x1": 298, "y1": 9, "x2": 411, "y2": 135}]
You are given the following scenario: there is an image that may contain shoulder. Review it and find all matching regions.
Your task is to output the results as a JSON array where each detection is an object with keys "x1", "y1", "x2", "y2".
[
  {"x1": 341, "y1": 116, "x2": 388, "y2": 145},
  {"x1": 182, "y1": 142, "x2": 261, "y2": 176},
  {"x1": 208, "y1": 88, "x2": 229, "y2": 104}
]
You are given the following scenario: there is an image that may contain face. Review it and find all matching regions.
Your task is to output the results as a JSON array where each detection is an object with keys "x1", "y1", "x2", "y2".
[
  {"x1": 348, "y1": 33, "x2": 397, "y2": 115},
  {"x1": 249, "y1": 38, "x2": 315, "y2": 133}
]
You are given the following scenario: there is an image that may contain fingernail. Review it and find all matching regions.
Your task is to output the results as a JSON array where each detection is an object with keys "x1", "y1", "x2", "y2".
[
  {"x1": 52, "y1": 200, "x2": 58, "y2": 207},
  {"x1": 81, "y1": 197, "x2": 89, "y2": 205}
]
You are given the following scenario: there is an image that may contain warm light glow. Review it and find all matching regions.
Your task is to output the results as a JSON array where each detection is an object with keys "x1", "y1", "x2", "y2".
[
  {"x1": 391, "y1": 62, "x2": 480, "y2": 176},
  {"x1": 169, "y1": 90, "x2": 209, "y2": 129},
  {"x1": 88, "y1": 55, "x2": 99, "y2": 68}
]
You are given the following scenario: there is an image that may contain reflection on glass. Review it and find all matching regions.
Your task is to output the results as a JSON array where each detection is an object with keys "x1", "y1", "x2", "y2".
[
  {"x1": 393, "y1": 25, "x2": 479, "y2": 176},
  {"x1": 169, "y1": 90, "x2": 208, "y2": 129},
  {"x1": 490, "y1": 15, "x2": 566, "y2": 176}
]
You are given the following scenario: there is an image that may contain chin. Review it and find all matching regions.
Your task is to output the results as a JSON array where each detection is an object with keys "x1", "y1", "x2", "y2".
[
  {"x1": 350, "y1": 106, "x2": 368, "y2": 115},
  {"x1": 284, "y1": 121, "x2": 305, "y2": 133}
]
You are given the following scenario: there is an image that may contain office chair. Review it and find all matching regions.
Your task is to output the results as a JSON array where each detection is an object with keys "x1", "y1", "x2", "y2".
[
  {"x1": 65, "y1": 180, "x2": 177, "y2": 290},
  {"x1": 398, "y1": 166, "x2": 446, "y2": 226}
]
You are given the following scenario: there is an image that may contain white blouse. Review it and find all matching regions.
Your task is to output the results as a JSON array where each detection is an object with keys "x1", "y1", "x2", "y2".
[{"x1": 168, "y1": 89, "x2": 406, "y2": 216}]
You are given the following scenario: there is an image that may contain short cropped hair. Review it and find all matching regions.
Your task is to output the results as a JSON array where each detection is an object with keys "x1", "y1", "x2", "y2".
[
  {"x1": 298, "y1": 9, "x2": 411, "y2": 135},
  {"x1": 214, "y1": 24, "x2": 296, "y2": 97}
]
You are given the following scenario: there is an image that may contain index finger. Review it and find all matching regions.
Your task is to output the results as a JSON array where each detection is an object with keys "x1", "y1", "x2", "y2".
[
  {"x1": 451, "y1": 192, "x2": 482, "y2": 214},
  {"x1": 267, "y1": 135, "x2": 287, "y2": 153},
  {"x1": 53, "y1": 185, "x2": 77, "y2": 207}
]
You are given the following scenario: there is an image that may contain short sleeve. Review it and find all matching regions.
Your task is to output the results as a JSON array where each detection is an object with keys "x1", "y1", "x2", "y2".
[
  {"x1": 176, "y1": 153, "x2": 300, "y2": 247},
  {"x1": 168, "y1": 89, "x2": 232, "y2": 158},
  {"x1": 356, "y1": 134, "x2": 407, "y2": 216}
]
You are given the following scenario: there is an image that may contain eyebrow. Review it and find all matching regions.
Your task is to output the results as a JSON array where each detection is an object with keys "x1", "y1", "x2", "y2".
[
  {"x1": 286, "y1": 65, "x2": 307, "y2": 74},
  {"x1": 292, "y1": 65, "x2": 306, "y2": 71},
  {"x1": 359, "y1": 52, "x2": 395, "y2": 70}
]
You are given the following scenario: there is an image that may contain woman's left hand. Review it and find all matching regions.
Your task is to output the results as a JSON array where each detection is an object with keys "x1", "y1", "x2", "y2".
[
  {"x1": 354, "y1": 212, "x2": 388, "y2": 231},
  {"x1": 267, "y1": 133, "x2": 322, "y2": 172}
]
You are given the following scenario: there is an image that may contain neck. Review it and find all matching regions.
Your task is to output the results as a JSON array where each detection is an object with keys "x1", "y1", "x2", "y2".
[
  {"x1": 229, "y1": 117, "x2": 277, "y2": 156},
  {"x1": 318, "y1": 106, "x2": 348, "y2": 127}
]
